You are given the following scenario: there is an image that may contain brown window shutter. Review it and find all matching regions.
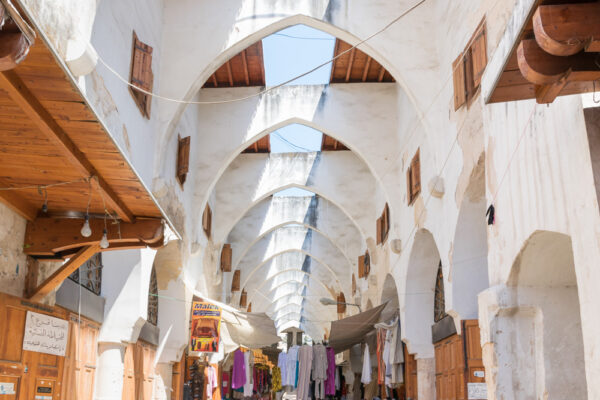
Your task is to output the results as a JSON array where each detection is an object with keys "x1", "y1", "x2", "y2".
[
  {"x1": 239, "y1": 289, "x2": 247, "y2": 308},
  {"x1": 411, "y1": 150, "x2": 421, "y2": 199},
  {"x1": 358, "y1": 255, "x2": 365, "y2": 278},
  {"x1": 203, "y1": 204, "x2": 212, "y2": 238},
  {"x1": 452, "y1": 53, "x2": 466, "y2": 110},
  {"x1": 337, "y1": 292, "x2": 346, "y2": 314},
  {"x1": 130, "y1": 31, "x2": 154, "y2": 118},
  {"x1": 177, "y1": 136, "x2": 191, "y2": 186},
  {"x1": 470, "y1": 23, "x2": 487, "y2": 90},
  {"x1": 376, "y1": 216, "x2": 382, "y2": 245},
  {"x1": 247, "y1": 302, "x2": 252, "y2": 313},
  {"x1": 352, "y1": 274, "x2": 356, "y2": 296},
  {"x1": 231, "y1": 270, "x2": 240, "y2": 292},
  {"x1": 364, "y1": 251, "x2": 371, "y2": 276},
  {"x1": 407, "y1": 166, "x2": 413, "y2": 205},
  {"x1": 382, "y1": 203, "x2": 390, "y2": 243},
  {"x1": 220, "y1": 244, "x2": 232, "y2": 272}
]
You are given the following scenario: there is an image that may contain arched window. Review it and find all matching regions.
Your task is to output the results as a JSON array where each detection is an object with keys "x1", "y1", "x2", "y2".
[
  {"x1": 147, "y1": 267, "x2": 158, "y2": 325},
  {"x1": 434, "y1": 261, "x2": 446, "y2": 323}
]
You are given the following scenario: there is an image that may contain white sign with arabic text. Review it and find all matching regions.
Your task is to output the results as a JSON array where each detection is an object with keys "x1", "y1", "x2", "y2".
[{"x1": 22, "y1": 311, "x2": 68, "y2": 356}]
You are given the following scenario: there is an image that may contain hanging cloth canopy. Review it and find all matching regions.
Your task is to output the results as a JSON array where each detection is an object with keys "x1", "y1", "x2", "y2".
[{"x1": 328, "y1": 303, "x2": 387, "y2": 353}]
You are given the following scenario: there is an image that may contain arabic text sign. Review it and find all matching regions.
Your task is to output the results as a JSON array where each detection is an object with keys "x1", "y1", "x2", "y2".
[
  {"x1": 22, "y1": 311, "x2": 68, "y2": 356},
  {"x1": 467, "y1": 383, "x2": 487, "y2": 399}
]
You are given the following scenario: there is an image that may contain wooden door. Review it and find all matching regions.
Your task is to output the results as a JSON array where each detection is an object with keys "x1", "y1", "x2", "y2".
[
  {"x1": 0, "y1": 293, "x2": 68, "y2": 400},
  {"x1": 434, "y1": 334, "x2": 465, "y2": 400},
  {"x1": 463, "y1": 320, "x2": 485, "y2": 398},
  {"x1": 171, "y1": 353, "x2": 185, "y2": 400},
  {"x1": 122, "y1": 340, "x2": 156, "y2": 400},
  {"x1": 122, "y1": 343, "x2": 136, "y2": 399},
  {"x1": 404, "y1": 346, "x2": 418, "y2": 400},
  {"x1": 61, "y1": 313, "x2": 99, "y2": 400}
]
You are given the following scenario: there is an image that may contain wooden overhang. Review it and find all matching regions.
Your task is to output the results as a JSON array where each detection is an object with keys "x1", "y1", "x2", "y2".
[
  {"x1": 330, "y1": 39, "x2": 395, "y2": 83},
  {"x1": 484, "y1": 0, "x2": 600, "y2": 104},
  {"x1": 242, "y1": 135, "x2": 271, "y2": 153},
  {"x1": 0, "y1": 3, "x2": 166, "y2": 266},
  {"x1": 203, "y1": 41, "x2": 266, "y2": 88}
]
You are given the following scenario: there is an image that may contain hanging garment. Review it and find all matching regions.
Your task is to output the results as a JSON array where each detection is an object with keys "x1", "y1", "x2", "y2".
[
  {"x1": 278, "y1": 352, "x2": 287, "y2": 387},
  {"x1": 382, "y1": 330, "x2": 392, "y2": 387},
  {"x1": 272, "y1": 367, "x2": 282, "y2": 392},
  {"x1": 324, "y1": 347, "x2": 336, "y2": 395},
  {"x1": 335, "y1": 367, "x2": 340, "y2": 391},
  {"x1": 363, "y1": 370, "x2": 378, "y2": 400},
  {"x1": 312, "y1": 344, "x2": 328, "y2": 400},
  {"x1": 222, "y1": 371, "x2": 230, "y2": 399},
  {"x1": 285, "y1": 346, "x2": 299, "y2": 387},
  {"x1": 206, "y1": 365, "x2": 219, "y2": 400},
  {"x1": 296, "y1": 345, "x2": 314, "y2": 400},
  {"x1": 389, "y1": 319, "x2": 404, "y2": 384},
  {"x1": 232, "y1": 349, "x2": 246, "y2": 389},
  {"x1": 243, "y1": 351, "x2": 254, "y2": 397},
  {"x1": 352, "y1": 374, "x2": 362, "y2": 400},
  {"x1": 376, "y1": 329, "x2": 387, "y2": 385},
  {"x1": 361, "y1": 344, "x2": 371, "y2": 384}
]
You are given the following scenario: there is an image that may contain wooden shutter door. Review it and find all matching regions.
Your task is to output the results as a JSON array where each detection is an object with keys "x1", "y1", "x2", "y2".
[
  {"x1": 171, "y1": 353, "x2": 184, "y2": 400},
  {"x1": 463, "y1": 320, "x2": 485, "y2": 394},
  {"x1": 411, "y1": 151, "x2": 421, "y2": 199},
  {"x1": 177, "y1": 136, "x2": 191, "y2": 185},
  {"x1": 470, "y1": 23, "x2": 487, "y2": 89},
  {"x1": 452, "y1": 54, "x2": 466, "y2": 110},
  {"x1": 221, "y1": 244, "x2": 232, "y2": 272},
  {"x1": 122, "y1": 343, "x2": 136, "y2": 399},
  {"x1": 358, "y1": 255, "x2": 365, "y2": 278},
  {"x1": 61, "y1": 314, "x2": 99, "y2": 400},
  {"x1": 231, "y1": 270, "x2": 240, "y2": 292},
  {"x1": 337, "y1": 292, "x2": 346, "y2": 314},
  {"x1": 140, "y1": 342, "x2": 156, "y2": 400}
]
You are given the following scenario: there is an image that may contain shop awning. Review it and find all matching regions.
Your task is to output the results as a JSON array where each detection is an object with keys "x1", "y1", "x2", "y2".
[
  {"x1": 328, "y1": 303, "x2": 387, "y2": 353},
  {"x1": 221, "y1": 310, "x2": 281, "y2": 353}
]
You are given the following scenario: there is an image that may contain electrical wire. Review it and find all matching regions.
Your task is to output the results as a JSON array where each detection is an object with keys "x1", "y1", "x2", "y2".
[
  {"x1": 96, "y1": 0, "x2": 426, "y2": 105},
  {"x1": 272, "y1": 33, "x2": 335, "y2": 41},
  {"x1": 272, "y1": 131, "x2": 317, "y2": 152},
  {"x1": 0, "y1": 177, "x2": 89, "y2": 191}
]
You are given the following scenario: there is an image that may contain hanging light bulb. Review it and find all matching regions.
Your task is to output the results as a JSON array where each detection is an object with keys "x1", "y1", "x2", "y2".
[
  {"x1": 80, "y1": 215, "x2": 92, "y2": 237},
  {"x1": 39, "y1": 187, "x2": 48, "y2": 213},
  {"x1": 99, "y1": 228, "x2": 109, "y2": 249}
]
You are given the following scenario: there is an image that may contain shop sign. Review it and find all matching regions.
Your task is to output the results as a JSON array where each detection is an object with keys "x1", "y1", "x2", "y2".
[
  {"x1": 0, "y1": 383, "x2": 15, "y2": 395},
  {"x1": 22, "y1": 311, "x2": 68, "y2": 356},
  {"x1": 467, "y1": 382, "x2": 487, "y2": 399},
  {"x1": 189, "y1": 300, "x2": 222, "y2": 353}
]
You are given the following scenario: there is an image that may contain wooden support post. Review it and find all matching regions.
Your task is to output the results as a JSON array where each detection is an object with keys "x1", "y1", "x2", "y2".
[
  {"x1": 24, "y1": 256, "x2": 39, "y2": 298},
  {"x1": 28, "y1": 244, "x2": 99, "y2": 302}
]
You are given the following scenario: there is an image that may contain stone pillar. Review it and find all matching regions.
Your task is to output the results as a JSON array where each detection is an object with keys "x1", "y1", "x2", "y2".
[
  {"x1": 154, "y1": 362, "x2": 174, "y2": 400},
  {"x1": 416, "y1": 357, "x2": 436, "y2": 400},
  {"x1": 94, "y1": 342, "x2": 126, "y2": 400}
]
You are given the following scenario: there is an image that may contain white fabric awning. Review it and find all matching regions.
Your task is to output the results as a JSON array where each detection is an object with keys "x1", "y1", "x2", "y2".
[
  {"x1": 328, "y1": 303, "x2": 387, "y2": 353},
  {"x1": 221, "y1": 310, "x2": 281, "y2": 353}
]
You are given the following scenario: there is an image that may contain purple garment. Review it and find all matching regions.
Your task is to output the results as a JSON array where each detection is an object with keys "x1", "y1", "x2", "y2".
[
  {"x1": 324, "y1": 347, "x2": 336, "y2": 395},
  {"x1": 231, "y1": 349, "x2": 246, "y2": 389}
]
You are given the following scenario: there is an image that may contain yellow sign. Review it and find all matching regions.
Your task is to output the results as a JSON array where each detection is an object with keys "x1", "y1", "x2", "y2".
[{"x1": 189, "y1": 300, "x2": 222, "y2": 353}]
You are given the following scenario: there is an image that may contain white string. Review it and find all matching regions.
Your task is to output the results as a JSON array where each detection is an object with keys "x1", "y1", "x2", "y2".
[{"x1": 96, "y1": 0, "x2": 426, "y2": 106}]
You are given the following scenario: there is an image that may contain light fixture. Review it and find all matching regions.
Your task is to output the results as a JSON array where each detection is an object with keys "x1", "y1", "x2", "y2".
[
  {"x1": 38, "y1": 186, "x2": 48, "y2": 213},
  {"x1": 319, "y1": 297, "x2": 362, "y2": 312},
  {"x1": 99, "y1": 228, "x2": 109, "y2": 249},
  {"x1": 80, "y1": 215, "x2": 92, "y2": 237}
]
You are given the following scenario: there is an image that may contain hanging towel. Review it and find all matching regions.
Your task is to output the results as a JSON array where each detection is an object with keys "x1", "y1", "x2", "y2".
[{"x1": 361, "y1": 344, "x2": 371, "y2": 384}]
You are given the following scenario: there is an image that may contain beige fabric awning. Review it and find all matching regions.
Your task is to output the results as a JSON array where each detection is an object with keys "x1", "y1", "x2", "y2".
[
  {"x1": 328, "y1": 303, "x2": 387, "y2": 353},
  {"x1": 221, "y1": 310, "x2": 281, "y2": 353}
]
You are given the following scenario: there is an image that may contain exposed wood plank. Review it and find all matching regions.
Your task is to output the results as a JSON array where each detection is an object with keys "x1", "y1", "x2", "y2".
[
  {"x1": 242, "y1": 49, "x2": 250, "y2": 86},
  {"x1": 24, "y1": 217, "x2": 164, "y2": 256},
  {"x1": 533, "y1": 3, "x2": 600, "y2": 56},
  {"x1": 330, "y1": 40, "x2": 340, "y2": 82},
  {"x1": 28, "y1": 244, "x2": 100, "y2": 302},
  {"x1": 0, "y1": 70, "x2": 135, "y2": 222},
  {"x1": 257, "y1": 41, "x2": 266, "y2": 85},
  {"x1": 0, "y1": 31, "x2": 30, "y2": 72},
  {"x1": 362, "y1": 56, "x2": 372, "y2": 82},
  {"x1": 226, "y1": 60, "x2": 234, "y2": 87},
  {"x1": 211, "y1": 74, "x2": 218, "y2": 87},
  {"x1": 345, "y1": 48, "x2": 356, "y2": 82}
]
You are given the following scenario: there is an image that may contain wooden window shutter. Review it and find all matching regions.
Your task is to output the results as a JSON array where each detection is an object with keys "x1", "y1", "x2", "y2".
[
  {"x1": 452, "y1": 53, "x2": 467, "y2": 110},
  {"x1": 382, "y1": 203, "x2": 390, "y2": 243},
  {"x1": 410, "y1": 150, "x2": 421, "y2": 202},
  {"x1": 469, "y1": 22, "x2": 487, "y2": 91},
  {"x1": 220, "y1": 244, "x2": 232, "y2": 272},
  {"x1": 358, "y1": 255, "x2": 365, "y2": 278},
  {"x1": 177, "y1": 136, "x2": 191, "y2": 186},
  {"x1": 364, "y1": 251, "x2": 370, "y2": 276},
  {"x1": 239, "y1": 289, "x2": 247, "y2": 308},
  {"x1": 247, "y1": 302, "x2": 252, "y2": 313},
  {"x1": 130, "y1": 31, "x2": 153, "y2": 118},
  {"x1": 407, "y1": 166, "x2": 413, "y2": 205},
  {"x1": 376, "y1": 216, "x2": 382, "y2": 245},
  {"x1": 203, "y1": 204, "x2": 212, "y2": 239},
  {"x1": 337, "y1": 292, "x2": 346, "y2": 314},
  {"x1": 352, "y1": 274, "x2": 356, "y2": 296},
  {"x1": 231, "y1": 270, "x2": 240, "y2": 292}
]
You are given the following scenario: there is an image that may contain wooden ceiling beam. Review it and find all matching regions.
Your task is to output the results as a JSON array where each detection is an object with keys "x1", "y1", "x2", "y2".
[
  {"x1": 211, "y1": 73, "x2": 218, "y2": 88},
  {"x1": 24, "y1": 217, "x2": 163, "y2": 256},
  {"x1": 226, "y1": 59, "x2": 234, "y2": 87},
  {"x1": 377, "y1": 65, "x2": 385, "y2": 82},
  {"x1": 330, "y1": 40, "x2": 340, "y2": 82},
  {"x1": 242, "y1": 49, "x2": 250, "y2": 86},
  {"x1": 533, "y1": 3, "x2": 600, "y2": 56},
  {"x1": 0, "y1": 70, "x2": 135, "y2": 222},
  {"x1": 0, "y1": 178, "x2": 38, "y2": 221},
  {"x1": 362, "y1": 56, "x2": 372, "y2": 82},
  {"x1": 26, "y1": 244, "x2": 99, "y2": 302},
  {"x1": 0, "y1": 30, "x2": 30, "y2": 72},
  {"x1": 345, "y1": 48, "x2": 356, "y2": 82},
  {"x1": 257, "y1": 42, "x2": 266, "y2": 84}
]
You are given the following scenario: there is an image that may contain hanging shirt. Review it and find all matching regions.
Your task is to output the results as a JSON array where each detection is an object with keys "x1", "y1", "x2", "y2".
[
  {"x1": 278, "y1": 352, "x2": 287, "y2": 387},
  {"x1": 243, "y1": 351, "x2": 254, "y2": 397},
  {"x1": 285, "y1": 346, "x2": 299, "y2": 387},
  {"x1": 272, "y1": 367, "x2": 282, "y2": 392},
  {"x1": 296, "y1": 345, "x2": 314, "y2": 400},
  {"x1": 361, "y1": 344, "x2": 371, "y2": 384},
  {"x1": 324, "y1": 347, "x2": 336, "y2": 395},
  {"x1": 206, "y1": 365, "x2": 219, "y2": 400},
  {"x1": 312, "y1": 344, "x2": 328, "y2": 380},
  {"x1": 232, "y1": 349, "x2": 246, "y2": 389}
]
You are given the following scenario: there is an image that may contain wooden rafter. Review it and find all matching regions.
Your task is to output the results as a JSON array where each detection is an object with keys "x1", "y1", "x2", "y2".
[
  {"x1": 0, "y1": 178, "x2": 37, "y2": 220},
  {"x1": 24, "y1": 217, "x2": 163, "y2": 257},
  {"x1": 226, "y1": 60, "x2": 234, "y2": 87},
  {"x1": 0, "y1": 70, "x2": 135, "y2": 222},
  {"x1": 242, "y1": 49, "x2": 250, "y2": 86},
  {"x1": 345, "y1": 48, "x2": 356, "y2": 82},
  {"x1": 27, "y1": 244, "x2": 100, "y2": 302},
  {"x1": 362, "y1": 56, "x2": 372, "y2": 82},
  {"x1": 211, "y1": 74, "x2": 218, "y2": 88},
  {"x1": 377, "y1": 65, "x2": 385, "y2": 82}
]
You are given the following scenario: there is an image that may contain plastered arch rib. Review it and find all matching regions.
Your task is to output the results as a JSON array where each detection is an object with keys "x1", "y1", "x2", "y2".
[
  {"x1": 212, "y1": 151, "x2": 380, "y2": 243},
  {"x1": 237, "y1": 248, "x2": 349, "y2": 296}
]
